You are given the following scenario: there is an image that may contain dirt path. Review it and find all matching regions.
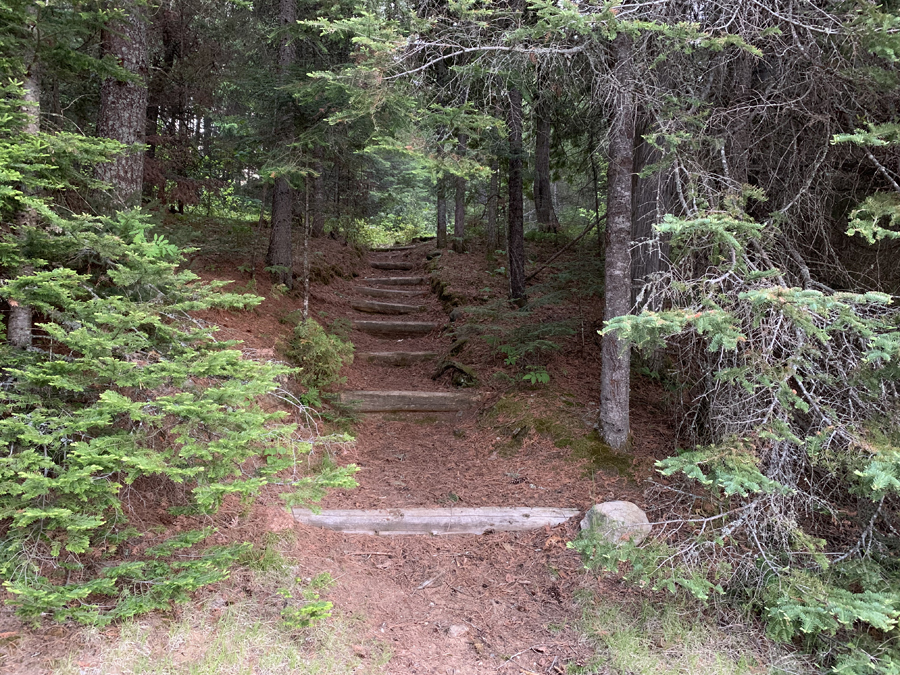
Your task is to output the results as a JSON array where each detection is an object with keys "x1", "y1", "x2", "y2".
[{"x1": 280, "y1": 244, "x2": 612, "y2": 674}]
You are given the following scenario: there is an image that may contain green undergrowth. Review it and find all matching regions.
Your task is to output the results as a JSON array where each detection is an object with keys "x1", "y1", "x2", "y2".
[
  {"x1": 480, "y1": 394, "x2": 633, "y2": 477},
  {"x1": 573, "y1": 593, "x2": 814, "y2": 675},
  {"x1": 55, "y1": 534, "x2": 391, "y2": 675}
]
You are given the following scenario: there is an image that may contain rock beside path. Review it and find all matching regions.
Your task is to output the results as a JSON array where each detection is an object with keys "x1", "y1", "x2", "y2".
[{"x1": 580, "y1": 500, "x2": 651, "y2": 545}]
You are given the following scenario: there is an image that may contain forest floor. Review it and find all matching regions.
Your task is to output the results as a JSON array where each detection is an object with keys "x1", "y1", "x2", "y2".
[{"x1": 0, "y1": 223, "x2": 812, "y2": 675}]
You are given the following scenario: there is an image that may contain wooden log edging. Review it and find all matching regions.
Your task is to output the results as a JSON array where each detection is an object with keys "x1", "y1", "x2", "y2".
[
  {"x1": 357, "y1": 352, "x2": 438, "y2": 366},
  {"x1": 372, "y1": 245, "x2": 416, "y2": 252},
  {"x1": 371, "y1": 261, "x2": 415, "y2": 271},
  {"x1": 352, "y1": 320, "x2": 440, "y2": 337},
  {"x1": 351, "y1": 299, "x2": 425, "y2": 315},
  {"x1": 338, "y1": 390, "x2": 478, "y2": 412},
  {"x1": 292, "y1": 506, "x2": 581, "y2": 535},
  {"x1": 364, "y1": 276, "x2": 426, "y2": 286},
  {"x1": 357, "y1": 286, "x2": 429, "y2": 299}
]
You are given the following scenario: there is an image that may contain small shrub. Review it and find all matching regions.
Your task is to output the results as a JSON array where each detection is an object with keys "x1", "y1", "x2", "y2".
[{"x1": 283, "y1": 319, "x2": 354, "y2": 390}]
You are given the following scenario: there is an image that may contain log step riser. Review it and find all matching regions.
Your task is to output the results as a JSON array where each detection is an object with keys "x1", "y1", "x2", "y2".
[
  {"x1": 358, "y1": 287, "x2": 429, "y2": 299},
  {"x1": 358, "y1": 352, "x2": 438, "y2": 366},
  {"x1": 364, "y1": 277, "x2": 426, "y2": 286},
  {"x1": 352, "y1": 299, "x2": 424, "y2": 315},
  {"x1": 371, "y1": 262, "x2": 415, "y2": 271},
  {"x1": 292, "y1": 507, "x2": 580, "y2": 535},
  {"x1": 339, "y1": 390, "x2": 477, "y2": 412},
  {"x1": 353, "y1": 321, "x2": 440, "y2": 338},
  {"x1": 372, "y1": 246, "x2": 416, "y2": 252}
]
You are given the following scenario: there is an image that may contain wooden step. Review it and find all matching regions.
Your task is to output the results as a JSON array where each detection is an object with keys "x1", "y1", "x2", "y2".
[
  {"x1": 338, "y1": 390, "x2": 478, "y2": 412},
  {"x1": 358, "y1": 286, "x2": 429, "y2": 299},
  {"x1": 372, "y1": 245, "x2": 416, "y2": 252},
  {"x1": 364, "y1": 276, "x2": 426, "y2": 286},
  {"x1": 371, "y1": 261, "x2": 415, "y2": 271},
  {"x1": 292, "y1": 507, "x2": 581, "y2": 535},
  {"x1": 351, "y1": 299, "x2": 424, "y2": 315},
  {"x1": 352, "y1": 320, "x2": 440, "y2": 337},
  {"x1": 357, "y1": 351, "x2": 438, "y2": 366}
]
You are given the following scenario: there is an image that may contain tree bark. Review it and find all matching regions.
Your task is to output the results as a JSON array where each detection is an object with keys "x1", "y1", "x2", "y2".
[
  {"x1": 267, "y1": 176, "x2": 293, "y2": 287},
  {"x1": 507, "y1": 87, "x2": 526, "y2": 304},
  {"x1": 9, "y1": 23, "x2": 40, "y2": 349},
  {"x1": 533, "y1": 94, "x2": 559, "y2": 233},
  {"x1": 453, "y1": 133, "x2": 467, "y2": 252},
  {"x1": 436, "y1": 177, "x2": 448, "y2": 249},
  {"x1": 265, "y1": 0, "x2": 297, "y2": 289},
  {"x1": 312, "y1": 151, "x2": 326, "y2": 237},
  {"x1": 486, "y1": 159, "x2": 499, "y2": 251},
  {"x1": 96, "y1": 0, "x2": 149, "y2": 208},
  {"x1": 600, "y1": 34, "x2": 635, "y2": 451},
  {"x1": 630, "y1": 112, "x2": 671, "y2": 309}
]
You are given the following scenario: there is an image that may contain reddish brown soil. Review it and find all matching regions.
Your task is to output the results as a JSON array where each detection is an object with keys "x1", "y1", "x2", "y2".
[{"x1": 0, "y1": 237, "x2": 676, "y2": 675}]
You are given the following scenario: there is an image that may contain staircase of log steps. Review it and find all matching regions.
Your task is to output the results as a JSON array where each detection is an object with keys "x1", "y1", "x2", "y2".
[{"x1": 293, "y1": 244, "x2": 579, "y2": 535}]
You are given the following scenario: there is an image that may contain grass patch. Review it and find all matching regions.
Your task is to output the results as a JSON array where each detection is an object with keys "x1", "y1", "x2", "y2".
[
  {"x1": 53, "y1": 541, "x2": 390, "y2": 675},
  {"x1": 574, "y1": 594, "x2": 813, "y2": 675}
]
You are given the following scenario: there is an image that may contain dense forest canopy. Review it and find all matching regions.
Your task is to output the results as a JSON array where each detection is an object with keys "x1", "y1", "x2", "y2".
[{"x1": 3, "y1": 0, "x2": 900, "y2": 671}]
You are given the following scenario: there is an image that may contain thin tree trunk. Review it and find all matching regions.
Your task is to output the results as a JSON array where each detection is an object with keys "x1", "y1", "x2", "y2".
[
  {"x1": 303, "y1": 178, "x2": 310, "y2": 319},
  {"x1": 533, "y1": 94, "x2": 559, "y2": 233},
  {"x1": 96, "y1": 0, "x2": 148, "y2": 208},
  {"x1": 453, "y1": 133, "x2": 467, "y2": 252},
  {"x1": 9, "y1": 23, "x2": 40, "y2": 349},
  {"x1": 312, "y1": 151, "x2": 326, "y2": 237},
  {"x1": 436, "y1": 177, "x2": 448, "y2": 249},
  {"x1": 600, "y1": 34, "x2": 635, "y2": 451},
  {"x1": 630, "y1": 112, "x2": 671, "y2": 309},
  {"x1": 486, "y1": 159, "x2": 499, "y2": 251},
  {"x1": 507, "y1": 87, "x2": 526, "y2": 304},
  {"x1": 590, "y1": 129, "x2": 604, "y2": 254},
  {"x1": 265, "y1": 0, "x2": 296, "y2": 289}
]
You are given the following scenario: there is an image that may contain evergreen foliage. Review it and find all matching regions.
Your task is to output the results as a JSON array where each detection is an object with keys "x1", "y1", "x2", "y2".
[
  {"x1": 283, "y1": 318, "x2": 354, "y2": 391},
  {"x1": 0, "y1": 83, "x2": 356, "y2": 624},
  {"x1": 578, "y1": 207, "x2": 900, "y2": 672}
]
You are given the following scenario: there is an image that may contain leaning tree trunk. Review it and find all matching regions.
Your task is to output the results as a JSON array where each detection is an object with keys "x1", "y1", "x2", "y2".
[
  {"x1": 96, "y1": 0, "x2": 148, "y2": 208},
  {"x1": 9, "y1": 41, "x2": 40, "y2": 349},
  {"x1": 600, "y1": 34, "x2": 635, "y2": 451},
  {"x1": 453, "y1": 133, "x2": 467, "y2": 252},
  {"x1": 533, "y1": 93, "x2": 559, "y2": 233},
  {"x1": 265, "y1": 0, "x2": 297, "y2": 289},
  {"x1": 507, "y1": 87, "x2": 526, "y2": 304}
]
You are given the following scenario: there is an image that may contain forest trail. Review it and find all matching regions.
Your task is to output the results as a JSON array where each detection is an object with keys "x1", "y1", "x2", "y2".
[{"x1": 285, "y1": 243, "x2": 605, "y2": 674}]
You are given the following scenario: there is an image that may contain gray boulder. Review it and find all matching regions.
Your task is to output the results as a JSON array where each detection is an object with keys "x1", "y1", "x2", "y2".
[{"x1": 580, "y1": 501, "x2": 651, "y2": 545}]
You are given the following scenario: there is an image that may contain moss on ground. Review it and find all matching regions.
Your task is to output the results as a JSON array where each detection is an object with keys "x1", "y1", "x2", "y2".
[{"x1": 481, "y1": 393, "x2": 634, "y2": 478}]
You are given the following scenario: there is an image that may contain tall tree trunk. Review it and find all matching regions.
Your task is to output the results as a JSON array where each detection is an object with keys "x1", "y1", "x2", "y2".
[
  {"x1": 9, "y1": 49, "x2": 40, "y2": 349},
  {"x1": 436, "y1": 177, "x2": 448, "y2": 249},
  {"x1": 630, "y1": 112, "x2": 671, "y2": 309},
  {"x1": 533, "y1": 94, "x2": 559, "y2": 233},
  {"x1": 312, "y1": 150, "x2": 326, "y2": 237},
  {"x1": 507, "y1": 87, "x2": 526, "y2": 304},
  {"x1": 486, "y1": 159, "x2": 499, "y2": 251},
  {"x1": 96, "y1": 0, "x2": 148, "y2": 207},
  {"x1": 600, "y1": 34, "x2": 635, "y2": 451},
  {"x1": 267, "y1": 177, "x2": 293, "y2": 287},
  {"x1": 453, "y1": 133, "x2": 467, "y2": 252},
  {"x1": 265, "y1": 0, "x2": 296, "y2": 289}
]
